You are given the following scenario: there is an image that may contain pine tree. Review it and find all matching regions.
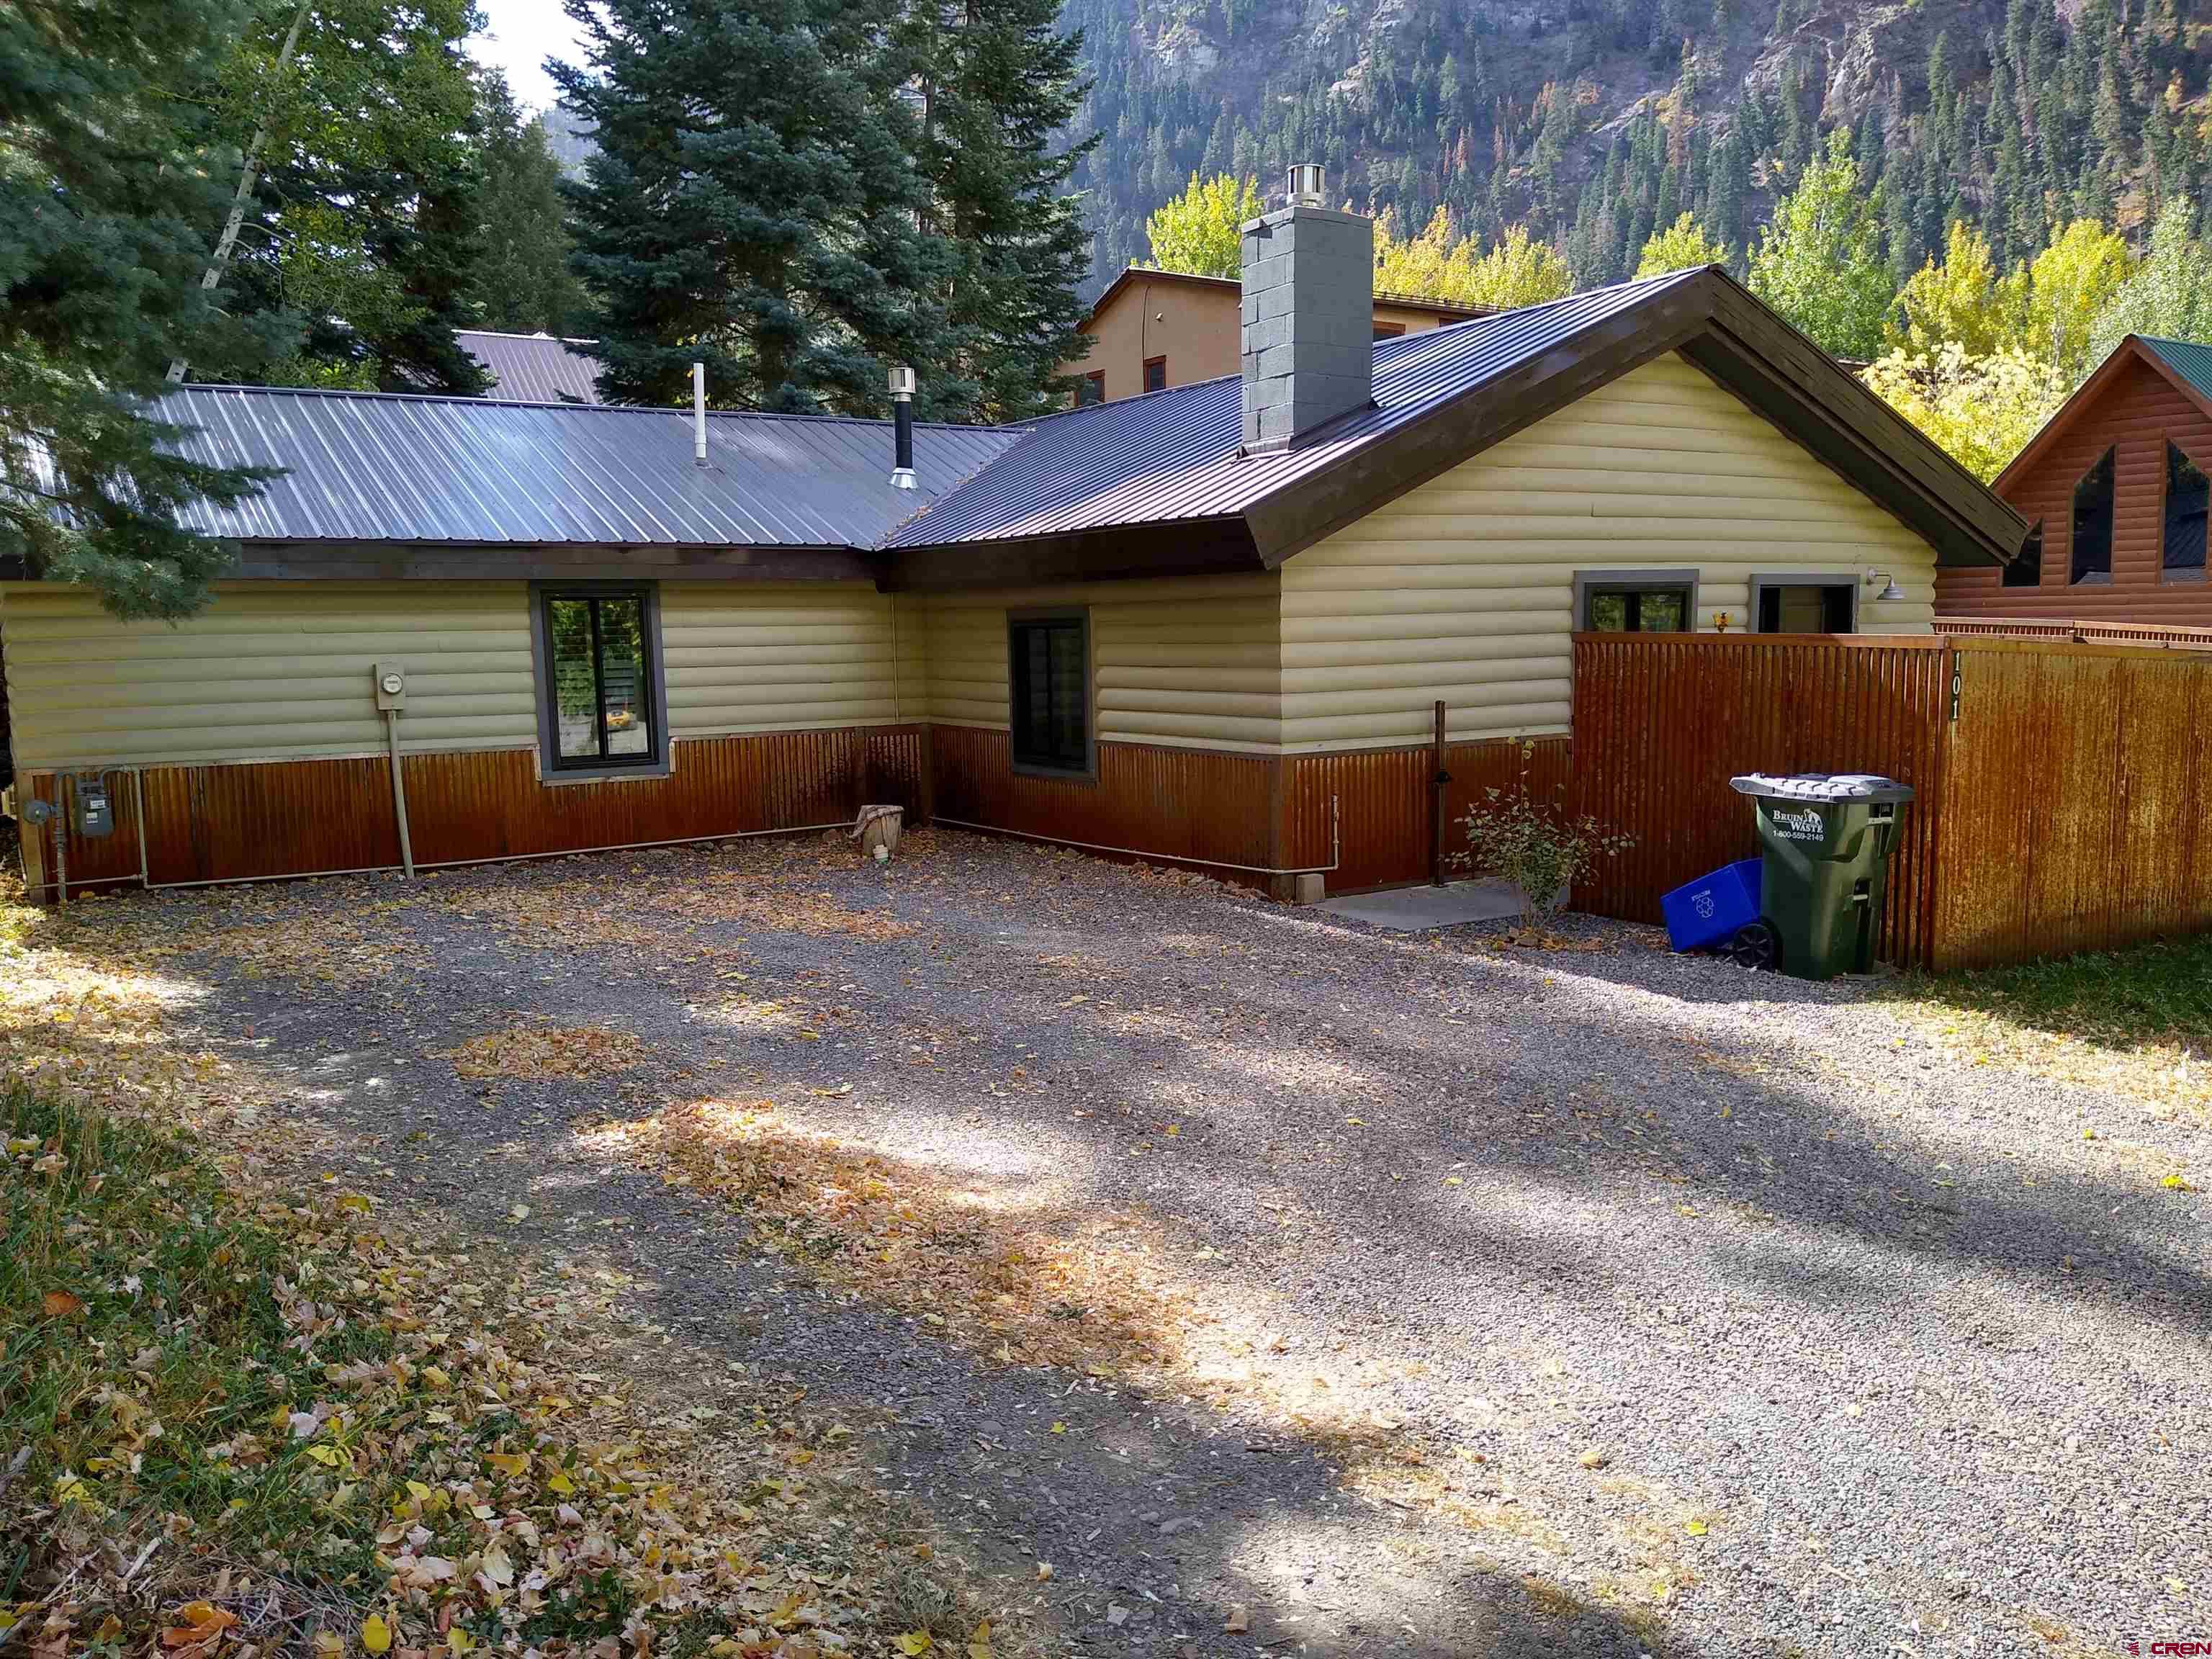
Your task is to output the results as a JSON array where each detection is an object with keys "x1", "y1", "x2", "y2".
[
  {"x1": 557, "y1": 0, "x2": 950, "y2": 414},
  {"x1": 907, "y1": 0, "x2": 1097, "y2": 420},
  {"x1": 474, "y1": 73, "x2": 586, "y2": 341},
  {"x1": 194, "y1": 0, "x2": 490, "y2": 393},
  {"x1": 0, "y1": 0, "x2": 272, "y2": 617}
]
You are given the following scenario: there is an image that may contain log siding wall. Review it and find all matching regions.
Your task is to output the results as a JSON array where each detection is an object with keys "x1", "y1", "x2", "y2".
[
  {"x1": 1937, "y1": 354, "x2": 2212, "y2": 624},
  {"x1": 1280, "y1": 352, "x2": 1940, "y2": 751}
]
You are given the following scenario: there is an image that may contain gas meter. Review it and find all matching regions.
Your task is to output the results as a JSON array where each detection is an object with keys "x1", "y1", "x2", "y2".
[{"x1": 73, "y1": 775, "x2": 113, "y2": 840}]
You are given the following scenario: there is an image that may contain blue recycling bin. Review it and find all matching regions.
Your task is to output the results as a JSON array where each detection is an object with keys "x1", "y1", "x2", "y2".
[{"x1": 1660, "y1": 858, "x2": 1762, "y2": 953}]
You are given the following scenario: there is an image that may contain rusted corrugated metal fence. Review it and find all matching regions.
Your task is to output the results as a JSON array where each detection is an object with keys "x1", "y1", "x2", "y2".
[{"x1": 1570, "y1": 632, "x2": 2212, "y2": 969}]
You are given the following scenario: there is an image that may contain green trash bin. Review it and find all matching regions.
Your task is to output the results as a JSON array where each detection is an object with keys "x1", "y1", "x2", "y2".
[{"x1": 1725, "y1": 773, "x2": 1915, "y2": 980}]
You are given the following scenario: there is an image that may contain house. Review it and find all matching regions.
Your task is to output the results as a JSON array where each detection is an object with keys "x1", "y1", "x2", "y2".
[
  {"x1": 455, "y1": 330, "x2": 603, "y2": 403},
  {"x1": 2, "y1": 174, "x2": 2023, "y2": 904},
  {"x1": 1935, "y1": 334, "x2": 2212, "y2": 624},
  {"x1": 1058, "y1": 264, "x2": 1490, "y2": 405}
]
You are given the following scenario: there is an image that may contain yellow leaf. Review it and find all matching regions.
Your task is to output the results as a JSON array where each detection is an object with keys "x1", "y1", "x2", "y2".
[
  {"x1": 313, "y1": 1633, "x2": 344, "y2": 1659},
  {"x1": 405, "y1": 1480, "x2": 435, "y2": 1503},
  {"x1": 894, "y1": 1634, "x2": 932, "y2": 1656},
  {"x1": 447, "y1": 1629, "x2": 475, "y2": 1654},
  {"x1": 1344, "y1": 1117, "x2": 1364, "y2": 1126},
  {"x1": 305, "y1": 1444, "x2": 346, "y2": 1467},
  {"x1": 1049, "y1": 1421, "x2": 1066, "y2": 1434},
  {"x1": 1035, "y1": 1562, "x2": 1053, "y2": 1582},
  {"x1": 547, "y1": 1470, "x2": 576, "y2": 1495},
  {"x1": 361, "y1": 1614, "x2": 392, "y2": 1655},
  {"x1": 1686, "y1": 1519, "x2": 1708, "y2": 1536},
  {"x1": 483, "y1": 1452, "x2": 529, "y2": 1478},
  {"x1": 421, "y1": 1366, "x2": 451, "y2": 1391},
  {"x1": 338, "y1": 1193, "x2": 373, "y2": 1213},
  {"x1": 966, "y1": 1622, "x2": 992, "y2": 1659},
  {"x1": 1444, "y1": 1176, "x2": 1463, "y2": 1186},
  {"x1": 1162, "y1": 1125, "x2": 1179, "y2": 1136}
]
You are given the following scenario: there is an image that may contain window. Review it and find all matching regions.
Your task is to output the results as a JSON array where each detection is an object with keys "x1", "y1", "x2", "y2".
[
  {"x1": 1372, "y1": 321, "x2": 1406, "y2": 340},
  {"x1": 1142, "y1": 356, "x2": 1166, "y2": 394},
  {"x1": 534, "y1": 585, "x2": 665, "y2": 776},
  {"x1": 1576, "y1": 571, "x2": 1695, "y2": 632},
  {"x1": 1752, "y1": 576, "x2": 1856, "y2": 634},
  {"x1": 2071, "y1": 446, "x2": 2115, "y2": 585},
  {"x1": 2003, "y1": 520, "x2": 2044, "y2": 588},
  {"x1": 2164, "y1": 443, "x2": 2208, "y2": 579},
  {"x1": 1074, "y1": 371, "x2": 1105, "y2": 408},
  {"x1": 1008, "y1": 611, "x2": 1091, "y2": 776}
]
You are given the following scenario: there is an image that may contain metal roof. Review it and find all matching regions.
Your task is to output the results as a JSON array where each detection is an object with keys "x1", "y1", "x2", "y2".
[
  {"x1": 893, "y1": 269, "x2": 1704, "y2": 549},
  {"x1": 2139, "y1": 336, "x2": 2212, "y2": 405},
  {"x1": 454, "y1": 331, "x2": 605, "y2": 404},
  {"x1": 157, "y1": 385, "x2": 1023, "y2": 548}
]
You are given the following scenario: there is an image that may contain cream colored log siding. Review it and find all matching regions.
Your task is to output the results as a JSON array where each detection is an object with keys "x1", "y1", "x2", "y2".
[
  {"x1": 1, "y1": 581, "x2": 536, "y2": 768},
  {"x1": 658, "y1": 581, "x2": 913, "y2": 737},
  {"x1": 1280, "y1": 352, "x2": 1941, "y2": 750},
  {"x1": 917, "y1": 574, "x2": 1283, "y2": 750},
  {"x1": 2, "y1": 577, "x2": 918, "y2": 772}
]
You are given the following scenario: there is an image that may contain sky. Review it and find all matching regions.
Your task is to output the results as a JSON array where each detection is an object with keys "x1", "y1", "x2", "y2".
[{"x1": 467, "y1": 0, "x2": 585, "y2": 114}]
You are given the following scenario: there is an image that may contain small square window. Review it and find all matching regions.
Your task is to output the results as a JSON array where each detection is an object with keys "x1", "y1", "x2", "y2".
[
  {"x1": 535, "y1": 585, "x2": 665, "y2": 775},
  {"x1": 1075, "y1": 371, "x2": 1105, "y2": 408},
  {"x1": 1009, "y1": 612, "x2": 1090, "y2": 776},
  {"x1": 1142, "y1": 356, "x2": 1166, "y2": 394},
  {"x1": 1755, "y1": 583, "x2": 1856, "y2": 633}
]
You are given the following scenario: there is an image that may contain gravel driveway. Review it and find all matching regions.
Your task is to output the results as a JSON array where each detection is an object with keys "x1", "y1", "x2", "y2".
[{"x1": 58, "y1": 830, "x2": 2211, "y2": 1658}]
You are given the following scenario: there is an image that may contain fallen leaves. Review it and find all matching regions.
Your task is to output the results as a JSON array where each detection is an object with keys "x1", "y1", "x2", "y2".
[{"x1": 444, "y1": 1022, "x2": 650, "y2": 1081}]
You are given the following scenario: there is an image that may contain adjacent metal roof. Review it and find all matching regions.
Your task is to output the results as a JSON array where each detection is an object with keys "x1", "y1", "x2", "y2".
[
  {"x1": 893, "y1": 269, "x2": 1704, "y2": 549},
  {"x1": 454, "y1": 331, "x2": 605, "y2": 404},
  {"x1": 2139, "y1": 336, "x2": 2212, "y2": 405},
  {"x1": 157, "y1": 385, "x2": 1023, "y2": 548}
]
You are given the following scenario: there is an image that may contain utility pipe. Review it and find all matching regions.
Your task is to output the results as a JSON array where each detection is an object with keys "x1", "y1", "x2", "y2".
[{"x1": 385, "y1": 707, "x2": 415, "y2": 878}]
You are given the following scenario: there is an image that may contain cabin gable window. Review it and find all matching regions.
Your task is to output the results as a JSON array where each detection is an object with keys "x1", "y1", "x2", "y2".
[
  {"x1": 531, "y1": 583, "x2": 668, "y2": 781},
  {"x1": 2164, "y1": 442, "x2": 2209, "y2": 580},
  {"x1": 2070, "y1": 447, "x2": 2116, "y2": 585}
]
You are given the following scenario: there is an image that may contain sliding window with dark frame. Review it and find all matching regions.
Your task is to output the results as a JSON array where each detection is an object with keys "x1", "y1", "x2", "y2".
[
  {"x1": 1575, "y1": 570, "x2": 1696, "y2": 633},
  {"x1": 2164, "y1": 443, "x2": 2208, "y2": 581},
  {"x1": 1750, "y1": 573, "x2": 1857, "y2": 634},
  {"x1": 531, "y1": 583, "x2": 668, "y2": 779},
  {"x1": 1008, "y1": 609, "x2": 1093, "y2": 779}
]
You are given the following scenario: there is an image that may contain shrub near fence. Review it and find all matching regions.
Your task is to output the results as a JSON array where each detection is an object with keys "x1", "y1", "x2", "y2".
[{"x1": 1570, "y1": 631, "x2": 2212, "y2": 970}]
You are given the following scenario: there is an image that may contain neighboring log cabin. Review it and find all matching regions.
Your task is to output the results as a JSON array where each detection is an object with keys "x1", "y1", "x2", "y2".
[
  {"x1": 2, "y1": 181, "x2": 2026, "y2": 903},
  {"x1": 1936, "y1": 334, "x2": 2212, "y2": 625}
]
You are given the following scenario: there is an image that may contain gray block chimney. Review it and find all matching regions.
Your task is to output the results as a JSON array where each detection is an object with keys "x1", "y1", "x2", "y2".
[{"x1": 1241, "y1": 165, "x2": 1375, "y2": 453}]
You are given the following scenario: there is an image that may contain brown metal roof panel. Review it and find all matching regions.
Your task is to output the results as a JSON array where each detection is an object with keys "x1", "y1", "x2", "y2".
[{"x1": 889, "y1": 269, "x2": 1708, "y2": 549}]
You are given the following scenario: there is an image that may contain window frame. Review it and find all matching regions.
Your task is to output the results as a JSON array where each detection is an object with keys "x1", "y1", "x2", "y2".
[
  {"x1": 1075, "y1": 370, "x2": 1105, "y2": 408},
  {"x1": 528, "y1": 580, "x2": 670, "y2": 784},
  {"x1": 2161, "y1": 441, "x2": 2209, "y2": 584},
  {"x1": 1748, "y1": 572, "x2": 1859, "y2": 635},
  {"x1": 1573, "y1": 568, "x2": 1699, "y2": 634},
  {"x1": 2070, "y1": 446, "x2": 2116, "y2": 587},
  {"x1": 1372, "y1": 321, "x2": 1406, "y2": 340},
  {"x1": 1141, "y1": 356, "x2": 1166, "y2": 395},
  {"x1": 1006, "y1": 606, "x2": 1096, "y2": 783},
  {"x1": 2002, "y1": 520, "x2": 2044, "y2": 588}
]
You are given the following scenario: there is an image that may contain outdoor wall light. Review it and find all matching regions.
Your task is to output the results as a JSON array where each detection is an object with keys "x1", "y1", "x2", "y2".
[{"x1": 1866, "y1": 570, "x2": 1905, "y2": 601}]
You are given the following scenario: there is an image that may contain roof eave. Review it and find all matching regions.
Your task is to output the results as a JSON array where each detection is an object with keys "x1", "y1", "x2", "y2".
[
  {"x1": 1995, "y1": 336, "x2": 2212, "y2": 498},
  {"x1": 228, "y1": 540, "x2": 887, "y2": 583},
  {"x1": 883, "y1": 516, "x2": 1263, "y2": 592}
]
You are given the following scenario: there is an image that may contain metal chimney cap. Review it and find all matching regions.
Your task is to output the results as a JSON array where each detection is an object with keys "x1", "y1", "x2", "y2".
[
  {"x1": 1286, "y1": 164, "x2": 1324, "y2": 207},
  {"x1": 886, "y1": 364, "x2": 917, "y2": 398}
]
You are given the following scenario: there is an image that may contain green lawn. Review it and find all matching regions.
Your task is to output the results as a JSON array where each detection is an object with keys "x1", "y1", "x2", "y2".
[{"x1": 1885, "y1": 934, "x2": 2212, "y2": 1116}]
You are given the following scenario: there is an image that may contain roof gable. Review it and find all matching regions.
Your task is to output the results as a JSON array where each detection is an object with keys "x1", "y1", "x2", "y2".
[
  {"x1": 1996, "y1": 335, "x2": 2212, "y2": 495},
  {"x1": 894, "y1": 266, "x2": 2027, "y2": 586}
]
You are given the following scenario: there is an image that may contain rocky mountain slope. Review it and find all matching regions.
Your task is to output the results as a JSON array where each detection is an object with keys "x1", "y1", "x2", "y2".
[{"x1": 1064, "y1": 0, "x2": 2209, "y2": 291}]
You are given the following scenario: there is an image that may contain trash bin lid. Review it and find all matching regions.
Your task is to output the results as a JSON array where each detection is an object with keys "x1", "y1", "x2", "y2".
[{"x1": 1728, "y1": 772, "x2": 1915, "y2": 805}]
